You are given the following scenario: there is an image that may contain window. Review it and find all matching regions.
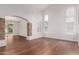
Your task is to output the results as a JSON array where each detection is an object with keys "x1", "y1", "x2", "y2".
[
  {"x1": 44, "y1": 14, "x2": 48, "y2": 32},
  {"x1": 65, "y1": 6, "x2": 75, "y2": 34},
  {"x1": 66, "y1": 7, "x2": 75, "y2": 17},
  {"x1": 44, "y1": 14, "x2": 48, "y2": 22},
  {"x1": 65, "y1": 7, "x2": 75, "y2": 23},
  {"x1": 65, "y1": 17, "x2": 74, "y2": 22}
]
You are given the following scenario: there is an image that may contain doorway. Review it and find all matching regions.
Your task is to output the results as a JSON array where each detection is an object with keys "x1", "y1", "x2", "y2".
[
  {"x1": 5, "y1": 16, "x2": 32, "y2": 44},
  {"x1": 5, "y1": 17, "x2": 14, "y2": 44}
]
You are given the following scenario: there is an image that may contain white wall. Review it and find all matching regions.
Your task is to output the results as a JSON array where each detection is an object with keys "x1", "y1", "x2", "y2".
[
  {"x1": 18, "y1": 19, "x2": 27, "y2": 37},
  {"x1": 77, "y1": 5, "x2": 79, "y2": 43},
  {"x1": 0, "y1": 4, "x2": 78, "y2": 47},
  {"x1": 44, "y1": 5, "x2": 77, "y2": 41},
  {"x1": 1, "y1": 4, "x2": 77, "y2": 41},
  {"x1": 11, "y1": 13, "x2": 42, "y2": 39},
  {"x1": 0, "y1": 5, "x2": 44, "y2": 47},
  {"x1": 26, "y1": 13, "x2": 43, "y2": 40},
  {"x1": 13, "y1": 21, "x2": 20, "y2": 35},
  {"x1": 0, "y1": 5, "x2": 43, "y2": 40}
]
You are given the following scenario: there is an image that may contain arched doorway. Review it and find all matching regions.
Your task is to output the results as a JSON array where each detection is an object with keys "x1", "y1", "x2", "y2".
[{"x1": 5, "y1": 16, "x2": 32, "y2": 44}]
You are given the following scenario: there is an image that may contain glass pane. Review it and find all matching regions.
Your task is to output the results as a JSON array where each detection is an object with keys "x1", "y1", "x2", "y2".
[
  {"x1": 66, "y1": 7, "x2": 75, "y2": 17},
  {"x1": 65, "y1": 22, "x2": 75, "y2": 34},
  {"x1": 65, "y1": 17, "x2": 74, "y2": 22},
  {"x1": 44, "y1": 14, "x2": 48, "y2": 21},
  {"x1": 44, "y1": 22, "x2": 48, "y2": 32}
]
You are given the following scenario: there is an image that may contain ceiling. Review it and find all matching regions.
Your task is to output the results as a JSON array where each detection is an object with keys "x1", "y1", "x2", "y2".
[
  {"x1": 0, "y1": 4, "x2": 50, "y2": 12},
  {"x1": 0, "y1": 4, "x2": 76, "y2": 17},
  {"x1": 0, "y1": 4, "x2": 51, "y2": 17}
]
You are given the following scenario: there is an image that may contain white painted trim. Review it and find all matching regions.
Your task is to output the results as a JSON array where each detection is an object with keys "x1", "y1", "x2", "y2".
[
  {"x1": 29, "y1": 35, "x2": 42, "y2": 40},
  {"x1": 45, "y1": 34, "x2": 77, "y2": 42}
]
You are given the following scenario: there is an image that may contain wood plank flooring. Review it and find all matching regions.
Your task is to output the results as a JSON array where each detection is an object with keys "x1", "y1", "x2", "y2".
[{"x1": 0, "y1": 37, "x2": 79, "y2": 55}]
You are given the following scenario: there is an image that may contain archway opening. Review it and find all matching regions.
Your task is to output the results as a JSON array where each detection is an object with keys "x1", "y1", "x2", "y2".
[{"x1": 5, "y1": 16, "x2": 32, "y2": 44}]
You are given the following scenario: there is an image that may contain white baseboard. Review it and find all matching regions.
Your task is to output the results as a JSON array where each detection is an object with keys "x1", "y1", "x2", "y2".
[
  {"x1": 28, "y1": 34, "x2": 77, "y2": 42},
  {"x1": 29, "y1": 35, "x2": 42, "y2": 40},
  {"x1": 44, "y1": 34, "x2": 77, "y2": 42}
]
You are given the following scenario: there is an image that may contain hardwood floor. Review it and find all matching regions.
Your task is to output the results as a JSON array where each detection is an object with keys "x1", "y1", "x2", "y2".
[{"x1": 0, "y1": 37, "x2": 79, "y2": 55}]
